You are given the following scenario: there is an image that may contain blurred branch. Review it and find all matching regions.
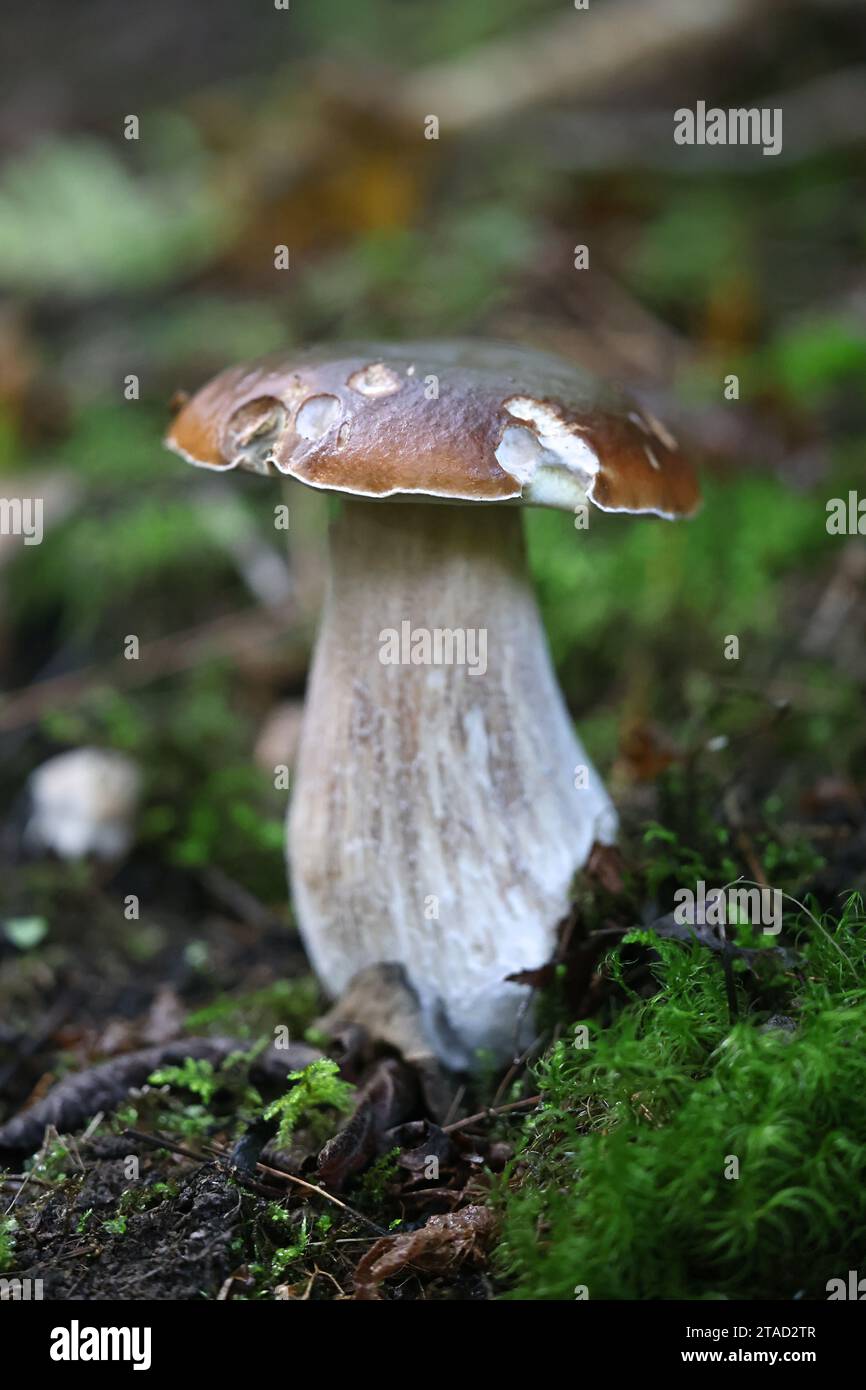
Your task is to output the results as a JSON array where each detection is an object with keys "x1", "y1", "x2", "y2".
[
  {"x1": 494, "y1": 258, "x2": 691, "y2": 385},
  {"x1": 535, "y1": 66, "x2": 866, "y2": 172},
  {"x1": 390, "y1": 0, "x2": 799, "y2": 131},
  {"x1": 498, "y1": 308, "x2": 829, "y2": 486},
  {"x1": 0, "y1": 607, "x2": 303, "y2": 734}
]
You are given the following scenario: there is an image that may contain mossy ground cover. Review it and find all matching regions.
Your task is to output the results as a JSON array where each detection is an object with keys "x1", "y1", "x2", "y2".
[{"x1": 497, "y1": 901, "x2": 866, "y2": 1300}]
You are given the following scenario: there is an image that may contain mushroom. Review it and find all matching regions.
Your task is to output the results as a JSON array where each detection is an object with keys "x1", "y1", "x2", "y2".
[
  {"x1": 165, "y1": 341, "x2": 700, "y2": 1068},
  {"x1": 24, "y1": 747, "x2": 142, "y2": 862}
]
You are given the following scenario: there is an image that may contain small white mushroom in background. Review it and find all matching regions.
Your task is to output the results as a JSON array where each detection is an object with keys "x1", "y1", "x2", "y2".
[
  {"x1": 24, "y1": 747, "x2": 142, "y2": 862},
  {"x1": 165, "y1": 340, "x2": 700, "y2": 1069}
]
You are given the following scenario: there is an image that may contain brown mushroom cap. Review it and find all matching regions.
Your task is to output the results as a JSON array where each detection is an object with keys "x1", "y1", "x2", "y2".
[{"x1": 164, "y1": 340, "x2": 700, "y2": 519}]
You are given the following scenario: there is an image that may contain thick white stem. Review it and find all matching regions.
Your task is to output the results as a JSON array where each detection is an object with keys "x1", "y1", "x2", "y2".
[{"x1": 288, "y1": 500, "x2": 615, "y2": 1067}]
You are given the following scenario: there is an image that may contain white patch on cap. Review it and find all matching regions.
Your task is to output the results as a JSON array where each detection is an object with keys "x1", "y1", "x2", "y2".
[
  {"x1": 494, "y1": 425, "x2": 543, "y2": 484},
  {"x1": 496, "y1": 396, "x2": 600, "y2": 509},
  {"x1": 295, "y1": 393, "x2": 343, "y2": 441},
  {"x1": 347, "y1": 362, "x2": 403, "y2": 397}
]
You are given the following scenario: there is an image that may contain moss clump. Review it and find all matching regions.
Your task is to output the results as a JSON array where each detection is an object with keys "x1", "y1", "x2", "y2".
[
  {"x1": 144, "y1": 1044, "x2": 265, "y2": 1140},
  {"x1": 497, "y1": 897, "x2": 866, "y2": 1300},
  {"x1": 264, "y1": 1059, "x2": 354, "y2": 1147}
]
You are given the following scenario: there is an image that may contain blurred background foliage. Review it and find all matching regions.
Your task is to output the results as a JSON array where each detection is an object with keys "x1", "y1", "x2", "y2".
[{"x1": 0, "y1": 0, "x2": 864, "y2": 993}]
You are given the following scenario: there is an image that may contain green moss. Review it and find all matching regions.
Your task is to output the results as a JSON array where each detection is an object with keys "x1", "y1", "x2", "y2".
[
  {"x1": 269, "y1": 1217, "x2": 311, "y2": 1281},
  {"x1": 264, "y1": 1059, "x2": 354, "y2": 1148},
  {"x1": 146, "y1": 1044, "x2": 265, "y2": 1140},
  {"x1": 185, "y1": 978, "x2": 320, "y2": 1039},
  {"x1": 0, "y1": 1215, "x2": 17, "y2": 1273},
  {"x1": 26, "y1": 1137, "x2": 74, "y2": 1186},
  {"x1": 527, "y1": 474, "x2": 828, "y2": 673},
  {"x1": 497, "y1": 898, "x2": 866, "y2": 1300},
  {"x1": 358, "y1": 1147, "x2": 401, "y2": 1206},
  {"x1": 149, "y1": 1057, "x2": 223, "y2": 1106},
  {"x1": 118, "y1": 1182, "x2": 178, "y2": 1214},
  {"x1": 102, "y1": 1214, "x2": 128, "y2": 1237},
  {"x1": 636, "y1": 810, "x2": 823, "y2": 908}
]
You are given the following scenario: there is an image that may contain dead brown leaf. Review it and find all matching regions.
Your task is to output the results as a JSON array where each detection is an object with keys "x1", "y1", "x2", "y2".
[
  {"x1": 316, "y1": 1056, "x2": 418, "y2": 1192},
  {"x1": 352, "y1": 1203, "x2": 496, "y2": 1300}
]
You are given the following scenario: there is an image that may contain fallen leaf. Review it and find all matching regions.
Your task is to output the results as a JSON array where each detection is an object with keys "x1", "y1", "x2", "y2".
[
  {"x1": 352, "y1": 1204, "x2": 496, "y2": 1300},
  {"x1": 504, "y1": 962, "x2": 555, "y2": 990},
  {"x1": 316, "y1": 1056, "x2": 418, "y2": 1191}
]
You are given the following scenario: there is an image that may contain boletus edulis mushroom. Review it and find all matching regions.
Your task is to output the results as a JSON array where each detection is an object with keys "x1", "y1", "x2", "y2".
[{"x1": 165, "y1": 341, "x2": 700, "y2": 1068}]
